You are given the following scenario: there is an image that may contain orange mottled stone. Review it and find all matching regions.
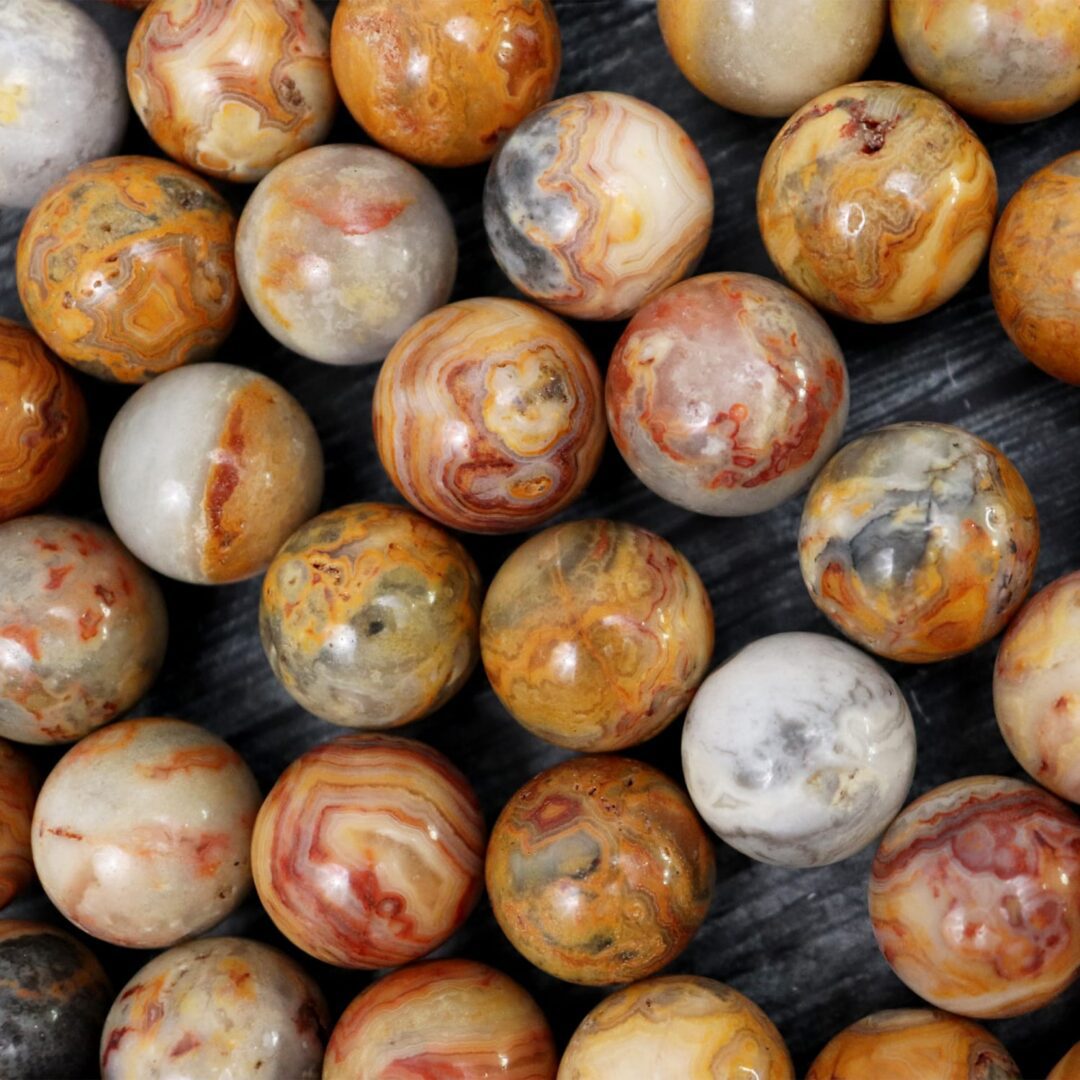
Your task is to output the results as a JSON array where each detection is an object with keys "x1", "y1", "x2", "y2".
[
  {"x1": 806, "y1": 1009, "x2": 1020, "y2": 1080},
  {"x1": 560, "y1": 976, "x2": 793, "y2": 1079},
  {"x1": 127, "y1": 0, "x2": 337, "y2": 183},
  {"x1": 325, "y1": 960, "x2": 557, "y2": 1079},
  {"x1": 799, "y1": 422, "x2": 1038, "y2": 663},
  {"x1": 260, "y1": 504, "x2": 482, "y2": 729},
  {"x1": 16, "y1": 155, "x2": 238, "y2": 383},
  {"x1": 991, "y1": 151, "x2": 1080, "y2": 385},
  {"x1": 481, "y1": 519, "x2": 714, "y2": 750},
  {"x1": 486, "y1": 755, "x2": 715, "y2": 985},
  {"x1": 332, "y1": 0, "x2": 561, "y2": 167},
  {"x1": 758, "y1": 81, "x2": 997, "y2": 323},
  {"x1": 1049, "y1": 1044, "x2": 1080, "y2": 1080},
  {"x1": 0, "y1": 319, "x2": 86, "y2": 521},
  {"x1": 0, "y1": 739, "x2": 38, "y2": 910}
]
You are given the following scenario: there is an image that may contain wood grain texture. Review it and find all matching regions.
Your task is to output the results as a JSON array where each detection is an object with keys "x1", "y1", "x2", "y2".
[{"x1": 1, "y1": 1, "x2": 1078, "y2": 1073}]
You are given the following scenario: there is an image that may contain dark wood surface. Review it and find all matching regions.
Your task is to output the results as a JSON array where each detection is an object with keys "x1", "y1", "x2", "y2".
[{"x1": 1, "y1": 1, "x2": 1076, "y2": 1074}]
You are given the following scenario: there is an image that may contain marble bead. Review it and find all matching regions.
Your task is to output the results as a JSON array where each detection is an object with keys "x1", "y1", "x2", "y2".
[
  {"x1": 682, "y1": 632, "x2": 916, "y2": 868},
  {"x1": 657, "y1": 0, "x2": 886, "y2": 118},
  {"x1": 100, "y1": 937, "x2": 329, "y2": 1080},
  {"x1": 31, "y1": 718, "x2": 260, "y2": 949},
  {"x1": 0, "y1": 516, "x2": 167, "y2": 744},
  {"x1": 806, "y1": 1009, "x2": 1020, "y2": 1080},
  {"x1": 481, "y1": 519, "x2": 714, "y2": 751},
  {"x1": 16, "y1": 155, "x2": 239, "y2": 383},
  {"x1": 260, "y1": 503, "x2": 482, "y2": 729},
  {"x1": 799, "y1": 422, "x2": 1039, "y2": 663},
  {"x1": 373, "y1": 298, "x2": 606, "y2": 533},
  {"x1": 757, "y1": 81, "x2": 997, "y2": 324},
  {"x1": 486, "y1": 755, "x2": 715, "y2": 986},
  {"x1": 869, "y1": 775, "x2": 1080, "y2": 1018},
  {"x1": 558, "y1": 975, "x2": 793, "y2": 1080},
  {"x1": 484, "y1": 91, "x2": 713, "y2": 321},
  {"x1": 127, "y1": 0, "x2": 337, "y2": 183},
  {"x1": 251, "y1": 734, "x2": 485, "y2": 969},
  {"x1": 0, "y1": 319, "x2": 87, "y2": 522},
  {"x1": 0, "y1": 0, "x2": 127, "y2": 210},
  {"x1": 991, "y1": 151, "x2": 1080, "y2": 385},
  {"x1": 0, "y1": 921, "x2": 112, "y2": 1080},
  {"x1": 0, "y1": 739, "x2": 37, "y2": 910},
  {"x1": 331, "y1": 0, "x2": 561, "y2": 168},
  {"x1": 606, "y1": 273, "x2": 849, "y2": 516},
  {"x1": 892, "y1": 0, "x2": 1080, "y2": 124},
  {"x1": 994, "y1": 570, "x2": 1080, "y2": 804},
  {"x1": 236, "y1": 144, "x2": 457, "y2": 365},
  {"x1": 324, "y1": 959, "x2": 557, "y2": 1079},
  {"x1": 1050, "y1": 1044, "x2": 1080, "y2": 1080},
  {"x1": 100, "y1": 363, "x2": 324, "y2": 585}
]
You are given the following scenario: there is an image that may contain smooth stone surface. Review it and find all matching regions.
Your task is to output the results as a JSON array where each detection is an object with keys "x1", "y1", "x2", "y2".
[
  {"x1": 606, "y1": 272, "x2": 849, "y2": 516},
  {"x1": 251, "y1": 734, "x2": 486, "y2": 969},
  {"x1": 0, "y1": 920, "x2": 112, "y2": 1080},
  {"x1": 481, "y1": 519, "x2": 714, "y2": 751},
  {"x1": 236, "y1": 143, "x2": 457, "y2": 365},
  {"x1": 31, "y1": 718, "x2": 260, "y2": 949},
  {"x1": 100, "y1": 936, "x2": 329, "y2": 1079},
  {"x1": 127, "y1": 0, "x2": 337, "y2": 183},
  {"x1": 16, "y1": 155, "x2": 238, "y2": 383},
  {"x1": 0, "y1": 515, "x2": 167, "y2": 744},
  {"x1": 870, "y1": 775, "x2": 1080, "y2": 1018},
  {"x1": 1049, "y1": 1044, "x2": 1080, "y2": 1080},
  {"x1": 100, "y1": 362, "x2": 324, "y2": 585},
  {"x1": 324, "y1": 959, "x2": 557, "y2": 1079},
  {"x1": 994, "y1": 570, "x2": 1080, "y2": 804},
  {"x1": 486, "y1": 755, "x2": 715, "y2": 986},
  {"x1": 558, "y1": 975, "x2": 793, "y2": 1079},
  {"x1": 658, "y1": 0, "x2": 886, "y2": 118},
  {"x1": 892, "y1": 0, "x2": 1080, "y2": 124},
  {"x1": 683, "y1": 632, "x2": 916, "y2": 868},
  {"x1": 0, "y1": 739, "x2": 37, "y2": 910},
  {"x1": 758, "y1": 81, "x2": 997, "y2": 323},
  {"x1": 0, "y1": 0, "x2": 127, "y2": 209},
  {"x1": 332, "y1": 0, "x2": 561, "y2": 168},
  {"x1": 374, "y1": 297, "x2": 606, "y2": 533},
  {"x1": 2, "y1": 3, "x2": 1079, "y2": 1074},
  {"x1": 0, "y1": 318, "x2": 86, "y2": 521},
  {"x1": 484, "y1": 91, "x2": 713, "y2": 321},
  {"x1": 991, "y1": 151, "x2": 1080, "y2": 385},
  {"x1": 260, "y1": 503, "x2": 482, "y2": 729},
  {"x1": 806, "y1": 1009, "x2": 1021, "y2": 1080},
  {"x1": 799, "y1": 422, "x2": 1039, "y2": 663}
]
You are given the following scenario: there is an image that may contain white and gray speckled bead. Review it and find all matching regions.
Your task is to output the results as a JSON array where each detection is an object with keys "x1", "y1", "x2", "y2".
[
  {"x1": 0, "y1": 0, "x2": 127, "y2": 209},
  {"x1": 682, "y1": 631, "x2": 916, "y2": 868}
]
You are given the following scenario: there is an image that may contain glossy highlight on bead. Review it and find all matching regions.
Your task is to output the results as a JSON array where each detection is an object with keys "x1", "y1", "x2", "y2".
[
  {"x1": 127, "y1": 0, "x2": 337, "y2": 183},
  {"x1": 481, "y1": 519, "x2": 714, "y2": 750},
  {"x1": 799, "y1": 422, "x2": 1039, "y2": 663},
  {"x1": 374, "y1": 298, "x2": 606, "y2": 534},
  {"x1": 869, "y1": 775, "x2": 1080, "y2": 1018},
  {"x1": 251, "y1": 734, "x2": 486, "y2": 969},
  {"x1": 486, "y1": 755, "x2": 716, "y2": 985},
  {"x1": 16, "y1": 155, "x2": 239, "y2": 383}
]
